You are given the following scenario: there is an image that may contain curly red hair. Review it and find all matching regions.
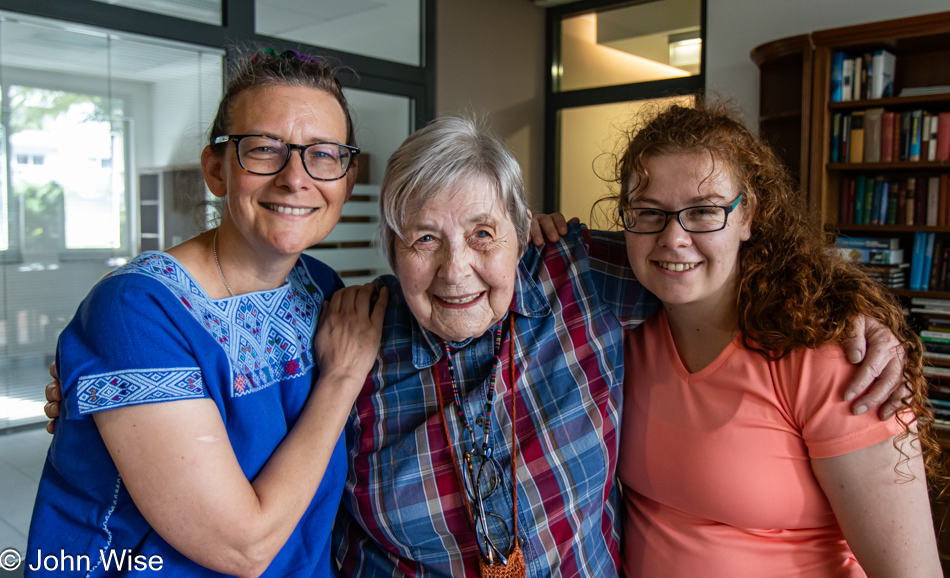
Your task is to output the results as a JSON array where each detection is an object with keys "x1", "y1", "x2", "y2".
[{"x1": 609, "y1": 101, "x2": 943, "y2": 485}]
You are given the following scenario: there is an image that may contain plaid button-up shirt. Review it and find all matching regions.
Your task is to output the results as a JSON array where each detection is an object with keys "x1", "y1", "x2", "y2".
[{"x1": 334, "y1": 224, "x2": 654, "y2": 577}]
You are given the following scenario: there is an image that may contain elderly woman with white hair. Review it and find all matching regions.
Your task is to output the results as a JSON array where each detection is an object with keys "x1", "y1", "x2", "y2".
[{"x1": 330, "y1": 116, "x2": 906, "y2": 577}]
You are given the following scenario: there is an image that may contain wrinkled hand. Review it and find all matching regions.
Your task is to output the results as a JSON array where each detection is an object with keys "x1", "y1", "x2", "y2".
[
  {"x1": 314, "y1": 284, "x2": 388, "y2": 390},
  {"x1": 529, "y1": 212, "x2": 576, "y2": 246},
  {"x1": 841, "y1": 315, "x2": 906, "y2": 420},
  {"x1": 45, "y1": 363, "x2": 62, "y2": 434}
]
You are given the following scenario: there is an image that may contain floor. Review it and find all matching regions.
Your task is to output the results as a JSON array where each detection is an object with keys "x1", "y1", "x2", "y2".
[{"x1": 0, "y1": 425, "x2": 51, "y2": 577}]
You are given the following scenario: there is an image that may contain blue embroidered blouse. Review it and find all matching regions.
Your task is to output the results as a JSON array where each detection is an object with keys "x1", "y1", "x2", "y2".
[{"x1": 27, "y1": 252, "x2": 346, "y2": 577}]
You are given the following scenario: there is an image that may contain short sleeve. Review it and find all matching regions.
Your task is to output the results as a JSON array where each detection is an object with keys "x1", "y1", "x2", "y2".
[
  {"x1": 777, "y1": 344, "x2": 904, "y2": 459},
  {"x1": 57, "y1": 273, "x2": 210, "y2": 418},
  {"x1": 584, "y1": 226, "x2": 660, "y2": 327}
]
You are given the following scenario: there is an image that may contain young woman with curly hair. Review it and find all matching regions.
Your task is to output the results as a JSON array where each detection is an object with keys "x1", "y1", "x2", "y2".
[{"x1": 610, "y1": 103, "x2": 942, "y2": 577}]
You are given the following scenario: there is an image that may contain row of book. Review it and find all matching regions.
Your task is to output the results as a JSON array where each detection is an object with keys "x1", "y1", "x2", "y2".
[
  {"x1": 830, "y1": 50, "x2": 894, "y2": 102},
  {"x1": 909, "y1": 233, "x2": 950, "y2": 291},
  {"x1": 911, "y1": 299, "x2": 950, "y2": 425},
  {"x1": 837, "y1": 174, "x2": 950, "y2": 226},
  {"x1": 830, "y1": 109, "x2": 950, "y2": 164},
  {"x1": 835, "y1": 236, "x2": 906, "y2": 289}
]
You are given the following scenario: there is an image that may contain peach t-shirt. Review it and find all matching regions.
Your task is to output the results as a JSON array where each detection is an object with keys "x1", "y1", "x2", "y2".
[{"x1": 619, "y1": 310, "x2": 904, "y2": 577}]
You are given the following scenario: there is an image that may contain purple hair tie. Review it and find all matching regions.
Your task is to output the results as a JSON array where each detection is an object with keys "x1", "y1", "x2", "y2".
[{"x1": 251, "y1": 48, "x2": 319, "y2": 64}]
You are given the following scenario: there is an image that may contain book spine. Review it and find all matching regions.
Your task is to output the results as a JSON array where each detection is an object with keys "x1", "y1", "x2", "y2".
[
  {"x1": 886, "y1": 188, "x2": 898, "y2": 225},
  {"x1": 835, "y1": 236, "x2": 900, "y2": 249},
  {"x1": 893, "y1": 111, "x2": 902, "y2": 162},
  {"x1": 853, "y1": 176, "x2": 865, "y2": 225},
  {"x1": 830, "y1": 113, "x2": 841, "y2": 163},
  {"x1": 911, "y1": 232, "x2": 927, "y2": 291},
  {"x1": 929, "y1": 177, "x2": 941, "y2": 227},
  {"x1": 900, "y1": 111, "x2": 911, "y2": 161},
  {"x1": 923, "y1": 233, "x2": 937, "y2": 290},
  {"x1": 831, "y1": 51, "x2": 845, "y2": 102},
  {"x1": 871, "y1": 177, "x2": 883, "y2": 225},
  {"x1": 862, "y1": 177, "x2": 888, "y2": 225},
  {"x1": 897, "y1": 180, "x2": 907, "y2": 225},
  {"x1": 842, "y1": 114, "x2": 852, "y2": 161},
  {"x1": 841, "y1": 57, "x2": 854, "y2": 102},
  {"x1": 943, "y1": 175, "x2": 950, "y2": 226},
  {"x1": 878, "y1": 179, "x2": 889, "y2": 225},
  {"x1": 909, "y1": 109, "x2": 922, "y2": 161},
  {"x1": 853, "y1": 56, "x2": 863, "y2": 102},
  {"x1": 938, "y1": 112, "x2": 950, "y2": 162},
  {"x1": 940, "y1": 247, "x2": 949, "y2": 292},
  {"x1": 922, "y1": 112, "x2": 932, "y2": 160},
  {"x1": 931, "y1": 237, "x2": 944, "y2": 291},
  {"x1": 881, "y1": 111, "x2": 895, "y2": 162},
  {"x1": 849, "y1": 111, "x2": 865, "y2": 163},
  {"x1": 928, "y1": 115, "x2": 939, "y2": 161},
  {"x1": 838, "y1": 177, "x2": 851, "y2": 224},
  {"x1": 863, "y1": 108, "x2": 883, "y2": 163},
  {"x1": 937, "y1": 175, "x2": 950, "y2": 227},
  {"x1": 871, "y1": 49, "x2": 895, "y2": 99}
]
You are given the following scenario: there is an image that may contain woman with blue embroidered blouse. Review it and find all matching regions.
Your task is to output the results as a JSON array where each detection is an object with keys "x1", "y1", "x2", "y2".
[{"x1": 27, "y1": 49, "x2": 387, "y2": 577}]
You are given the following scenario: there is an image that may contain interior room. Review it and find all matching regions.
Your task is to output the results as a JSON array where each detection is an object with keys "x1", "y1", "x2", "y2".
[{"x1": 1, "y1": 0, "x2": 948, "y2": 575}]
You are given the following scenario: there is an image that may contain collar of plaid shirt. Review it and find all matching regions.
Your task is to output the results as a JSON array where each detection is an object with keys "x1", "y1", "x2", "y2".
[{"x1": 334, "y1": 224, "x2": 648, "y2": 577}]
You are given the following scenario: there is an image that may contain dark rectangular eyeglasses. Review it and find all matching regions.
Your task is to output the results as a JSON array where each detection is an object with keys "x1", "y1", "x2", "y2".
[
  {"x1": 213, "y1": 134, "x2": 359, "y2": 182},
  {"x1": 620, "y1": 195, "x2": 743, "y2": 234}
]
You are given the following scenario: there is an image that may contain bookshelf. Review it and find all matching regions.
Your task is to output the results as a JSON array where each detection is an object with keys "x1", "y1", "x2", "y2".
[
  {"x1": 753, "y1": 13, "x2": 950, "y2": 292},
  {"x1": 809, "y1": 13, "x2": 950, "y2": 242},
  {"x1": 756, "y1": 13, "x2": 950, "y2": 571},
  {"x1": 750, "y1": 34, "x2": 813, "y2": 192}
]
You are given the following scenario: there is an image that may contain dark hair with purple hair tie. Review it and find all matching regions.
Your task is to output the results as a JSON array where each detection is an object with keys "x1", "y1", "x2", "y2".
[
  {"x1": 250, "y1": 47, "x2": 321, "y2": 64},
  {"x1": 209, "y1": 45, "x2": 355, "y2": 149}
]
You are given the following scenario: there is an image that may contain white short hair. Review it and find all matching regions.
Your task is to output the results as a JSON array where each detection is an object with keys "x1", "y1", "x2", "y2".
[{"x1": 378, "y1": 116, "x2": 530, "y2": 270}]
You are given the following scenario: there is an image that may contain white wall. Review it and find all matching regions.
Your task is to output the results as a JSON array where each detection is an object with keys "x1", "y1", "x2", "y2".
[
  {"x1": 707, "y1": 0, "x2": 949, "y2": 129},
  {"x1": 435, "y1": 0, "x2": 546, "y2": 210}
]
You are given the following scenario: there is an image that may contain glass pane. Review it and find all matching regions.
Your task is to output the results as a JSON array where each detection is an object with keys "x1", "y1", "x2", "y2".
[
  {"x1": 0, "y1": 12, "x2": 223, "y2": 432},
  {"x1": 255, "y1": 0, "x2": 421, "y2": 66},
  {"x1": 557, "y1": 0, "x2": 702, "y2": 92},
  {"x1": 91, "y1": 0, "x2": 221, "y2": 25},
  {"x1": 557, "y1": 95, "x2": 694, "y2": 227}
]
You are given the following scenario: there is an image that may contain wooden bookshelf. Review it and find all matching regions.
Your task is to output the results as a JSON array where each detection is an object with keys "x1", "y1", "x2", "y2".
[
  {"x1": 757, "y1": 13, "x2": 950, "y2": 571},
  {"x1": 750, "y1": 34, "x2": 813, "y2": 192},
  {"x1": 755, "y1": 14, "x2": 950, "y2": 295}
]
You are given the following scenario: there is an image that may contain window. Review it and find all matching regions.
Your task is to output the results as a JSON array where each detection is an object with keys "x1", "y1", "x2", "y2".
[
  {"x1": 8, "y1": 86, "x2": 126, "y2": 253},
  {"x1": 545, "y1": 0, "x2": 706, "y2": 217},
  {"x1": 0, "y1": 12, "x2": 223, "y2": 430}
]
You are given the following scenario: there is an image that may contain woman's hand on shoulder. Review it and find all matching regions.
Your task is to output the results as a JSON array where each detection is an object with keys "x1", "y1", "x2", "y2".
[
  {"x1": 529, "y1": 212, "x2": 577, "y2": 246},
  {"x1": 841, "y1": 315, "x2": 907, "y2": 420},
  {"x1": 314, "y1": 284, "x2": 388, "y2": 388},
  {"x1": 44, "y1": 362, "x2": 61, "y2": 434}
]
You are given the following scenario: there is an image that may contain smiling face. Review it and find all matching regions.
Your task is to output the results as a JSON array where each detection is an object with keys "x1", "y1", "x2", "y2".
[
  {"x1": 393, "y1": 176, "x2": 521, "y2": 343},
  {"x1": 201, "y1": 84, "x2": 352, "y2": 257},
  {"x1": 624, "y1": 151, "x2": 751, "y2": 317}
]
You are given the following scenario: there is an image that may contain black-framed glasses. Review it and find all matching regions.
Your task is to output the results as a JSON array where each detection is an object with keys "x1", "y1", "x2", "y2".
[
  {"x1": 213, "y1": 134, "x2": 359, "y2": 181},
  {"x1": 620, "y1": 195, "x2": 743, "y2": 234},
  {"x1": 463, "y1": 451, "x2": 513, "y2": 565}
]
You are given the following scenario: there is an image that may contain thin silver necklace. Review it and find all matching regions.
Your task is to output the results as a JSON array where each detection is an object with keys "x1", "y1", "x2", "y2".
[{"x1": 212, "y1": 228, "x2": 234, "y2": 297}]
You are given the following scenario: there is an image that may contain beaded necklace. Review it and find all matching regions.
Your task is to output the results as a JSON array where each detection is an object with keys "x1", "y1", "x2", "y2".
[{"x1": 443, "y1": 318, "x2": 504, "y2": 456}]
